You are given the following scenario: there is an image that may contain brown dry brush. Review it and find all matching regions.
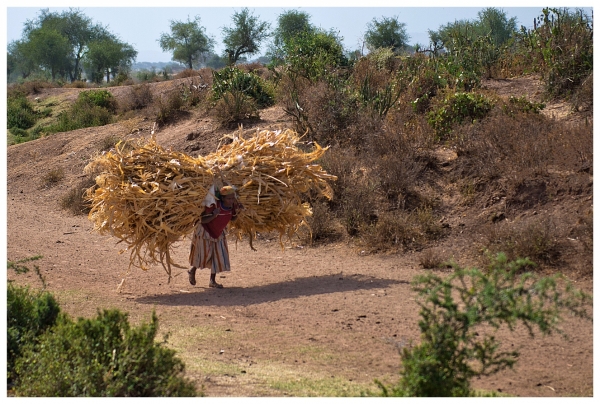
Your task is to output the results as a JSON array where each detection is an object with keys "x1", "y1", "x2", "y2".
[{"x1": 84, "y1": 128, "x2": 336, "y2": 281}]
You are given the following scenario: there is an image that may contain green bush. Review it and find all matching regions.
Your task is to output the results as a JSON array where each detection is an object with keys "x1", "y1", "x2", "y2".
[
  {"x1": 376, "y1": 253, "x2": 592, "y2": 397},
  {"x1": 14, "y1": 309, "x2": 198, "y2": 397},
  {"x1": 7, "y1": 93, "x2": 38, "y2": 129},
  {"x1": 211, "y1": 66, "x2": 274, "y2": 108},
  {"x1": 44, "y1": 89, "x2": 117, "y2": 133},
  {"x1": 502, "y1": 96, "x2": 545, "y2": 116},
  {"x1": 7, "y1": 283, "x2": 61, "y2": 385},
  {"x1": 427, "y1": 91, "x2": 494, "y2": 138},
  {"x1": 78, "y1": 89, "x2": 118, "y2": 113}
]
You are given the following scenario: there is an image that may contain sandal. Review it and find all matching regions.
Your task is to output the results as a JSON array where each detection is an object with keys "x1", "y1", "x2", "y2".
[
  {"x1": 188, "y1": 268, "x2": 196, "y2": 286},
  {"x1": 209, "y1": 281, "x2": 223, "y2": 289}
]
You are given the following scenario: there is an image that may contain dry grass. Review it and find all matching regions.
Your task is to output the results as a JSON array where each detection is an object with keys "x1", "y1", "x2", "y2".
[
  {"x1": 481, "y1": 216, "x2": 562, "y2": 267},
  {"x1": 41, "y1": 168, "x2": 65, "y2": 188},
  {"x1": 60, "y1": 177, "x2": 97, "y2": 215}
]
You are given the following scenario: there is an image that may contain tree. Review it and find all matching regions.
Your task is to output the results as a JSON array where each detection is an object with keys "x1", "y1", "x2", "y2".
[
  {"x1": 283, "y1": 28, "x2": 348, "y2": 81},
  {"x1": 221, "y1": 8, "x2": 270, "y2": 65},
  {"x1": 24, "y1": 8, "x2": 98, "y2": 81},
  {"x1": 364, "y1": 15, "x2": 410, "y2": 54},
  {"x1": 274, "y1": 9, "x2": 313, "y2": 45},
  {"x1": 430, "y1": 8, "x2": 517, "y2": 52},
  {"x1": 158, "y1": 16, "x2": 214, "y2": 70},
  {"x1": 85, "y1": 35, "x2": 137, "y2": 83},
  {"x1": 7, "y1": 40, "x2": 37, "y2": 80},
  {"x1": 476, "y1": 7, "x2": 517, "y2": 47},
  {"x1": 18, "y1": 8, "x2": 136, "y2": 82},
  {"x1": 27, "y1": 28, "x2": 71, "y2": 81}
]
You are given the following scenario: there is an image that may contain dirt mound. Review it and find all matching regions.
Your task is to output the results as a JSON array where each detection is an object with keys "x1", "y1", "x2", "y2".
[{"x1": 6, "y1": 76, "x2": 592, "y2": 397}]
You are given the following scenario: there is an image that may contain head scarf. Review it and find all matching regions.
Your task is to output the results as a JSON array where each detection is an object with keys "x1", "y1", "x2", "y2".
[{"x1": 219, "y1": 185, "x2": 236, "y2": 196}]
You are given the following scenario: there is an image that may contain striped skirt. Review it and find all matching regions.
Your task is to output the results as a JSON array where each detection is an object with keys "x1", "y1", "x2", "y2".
[{"x1": 189, "y1": 224, "x2": 231, "y2": 274}]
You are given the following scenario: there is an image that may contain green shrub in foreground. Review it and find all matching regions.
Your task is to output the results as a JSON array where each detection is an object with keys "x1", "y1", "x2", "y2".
[
  {"x1": 376, "y1": 253, "x2": 592, "y2": 397},
  {"x1": 14, "y1": 309, "x2": 198, "y2": 397},
  {"x1": 7, "y1": 282, "x2": 60, "y2": 385}
]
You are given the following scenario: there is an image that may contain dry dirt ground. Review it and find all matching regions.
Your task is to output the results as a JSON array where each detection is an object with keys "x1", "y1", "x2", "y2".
[{"x1": 6, "y1": 75, "x2": 593, "y2": 397}]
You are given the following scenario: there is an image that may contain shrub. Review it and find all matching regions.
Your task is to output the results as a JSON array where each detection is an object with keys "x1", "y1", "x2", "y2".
[
  {"x1": 211, "y1": 66, "x2": 274, "y2": 108},
  {"x1": 174, "y1": 69, "x2": 200, "y2": 79},
  {"x1": 46, "y1": 90, "x2": 117, "y2": 133},
  {"x1": 60, "y1": 177, "x2": 97, "y2": 215},
  {"x1": 7, "y1": 282, "x2": 60, "y2": 385},
  {"x1": 361, "y1": 210, "x2": 420, "y2": 252},
  {"x1": 520, "y1": 8, "x2": 593, "y2": 98},
  {"x1": 41, "y1": 168, "x2": 65, "y2": 187},
  {"x1": 7, "y1": 93, "x2": 38, "y2": 129},
  {"x1": 419, "y1": 249, "x2": 448, "y2": 269},
  {"x1": 154, "y1": 88, "x2": 186, "y2": 125},
  {"x1": 125, "y1": 83, "x2": 154, "y2": 110},
  {"x1": 14, "y1": 309, "x2": 198, "y2": 397},
  {"x1": 482, "y1": 217, "x2": 561, "y2": 266},
  {"x1": 302, "y1": 199, "x2": 339, "y2": 243},
  {"x1": 502, "y1": 95, "x2": 545, "y2": 116},
  {"x1": 376, "y1": 254, "x2": 592, "y2": 397},
  {"x1": 212, "y1": 91, "x2": 259, "y2": 127},
  {"x1": 352, "y1": 56, "x2": 402, "y2": 117},
  {"x1": 78, "y1": 90, "x2": 118, "y2": 113},
  {"x1": 427, "y1": 91, "x2": 494, "y2": 139}
]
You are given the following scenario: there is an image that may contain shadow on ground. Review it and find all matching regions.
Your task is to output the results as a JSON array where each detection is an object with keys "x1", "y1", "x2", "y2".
[{"x1": 135, "y1": 273, "x2": 408, "y2": 307}]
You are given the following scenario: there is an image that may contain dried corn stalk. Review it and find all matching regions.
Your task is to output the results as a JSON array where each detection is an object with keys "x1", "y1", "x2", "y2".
[
  {"x1": 208, "y1": 128, "x2": 336, "y2": 247},
  {"x1": 84, "y1": 138, "x2": 212, "y2": 278},
  {"x1": 85, "y1": 128, "x2": 336, "y2": 282}
]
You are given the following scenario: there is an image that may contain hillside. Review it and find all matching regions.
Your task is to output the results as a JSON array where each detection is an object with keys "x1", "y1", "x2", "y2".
[{"x1": 6, "y1": 75, "x2": 593, "y2": 397}]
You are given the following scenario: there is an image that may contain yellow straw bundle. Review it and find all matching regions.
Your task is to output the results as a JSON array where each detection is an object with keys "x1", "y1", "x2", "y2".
[
  {"x1": 209, "y1": 129, "x2": 336, "y2": 247},
  {"x1": 84, "y1": 128, "x2": 336, "y2": 281}
]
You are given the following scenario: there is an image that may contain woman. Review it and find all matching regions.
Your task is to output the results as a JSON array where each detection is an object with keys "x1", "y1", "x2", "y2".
[{"x1": 188, "y1": 185, "x2": 242, "y2": 288}]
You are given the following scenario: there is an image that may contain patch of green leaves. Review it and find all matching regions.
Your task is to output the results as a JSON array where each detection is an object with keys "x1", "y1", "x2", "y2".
[
  {"x1": 427, "y1": 91, "x2": 494, "y2": 138},
  {"x1": 13, "y1": 309, "x2": 198, "y2": 397},
  {"x1": 376, "y1": 253, "x2": 592, "y2": 397},
  {"x1": 212, "y1": 66, "x2": 274, "y2": 108}
]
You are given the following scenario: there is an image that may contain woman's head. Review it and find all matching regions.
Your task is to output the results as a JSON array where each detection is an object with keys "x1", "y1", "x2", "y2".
[{"x1": 219, "y1": 186, "x2": 237, "y2": 207}]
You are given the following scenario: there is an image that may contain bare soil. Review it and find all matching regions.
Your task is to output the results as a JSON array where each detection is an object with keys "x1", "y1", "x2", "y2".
[{"x1": 6, "y1": 75, "x2": 593, "y2": 397}]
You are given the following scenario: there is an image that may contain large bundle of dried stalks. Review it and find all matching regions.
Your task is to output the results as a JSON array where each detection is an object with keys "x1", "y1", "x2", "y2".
[{"x1": 84, "y1": 128, "x2": 335, "y2": 281}]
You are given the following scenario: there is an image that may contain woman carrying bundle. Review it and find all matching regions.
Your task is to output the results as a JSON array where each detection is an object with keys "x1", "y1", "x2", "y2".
[{"x1": 188, "y1": 185, "x2": 243, "y2": 288}]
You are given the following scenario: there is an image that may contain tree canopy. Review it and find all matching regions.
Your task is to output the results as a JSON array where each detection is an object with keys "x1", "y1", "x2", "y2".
[
  {"x1": 221, "y1": 8, "x2": 271, "y2": 65},
  {"x1": 9, "y1": 8, "x2": 137, "y2": 83},
  {"x1": 158, "y1": 16, "x2": 214, "y2": 70},
  {"x1": 364, "y1": 15, "x2": 410, "y2": 54},
  {"x1": 267, "y1": 9, "x2": 314, "y2": 62}
]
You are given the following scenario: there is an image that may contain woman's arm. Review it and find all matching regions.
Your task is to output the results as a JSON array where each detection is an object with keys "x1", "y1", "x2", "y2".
[{"x1": 200, "y1": 207, "x2": 220, "y2": 223}]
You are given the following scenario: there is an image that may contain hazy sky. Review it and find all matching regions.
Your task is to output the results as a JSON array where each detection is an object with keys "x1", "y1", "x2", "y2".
[{"x1": 6, "y1": 1, "x2": 592, "y2": 63}]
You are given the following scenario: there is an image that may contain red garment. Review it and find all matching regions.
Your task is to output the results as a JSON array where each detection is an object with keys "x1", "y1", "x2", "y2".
[{"x1": 202, "y1": 201, "x2": 237, "y2": 239}]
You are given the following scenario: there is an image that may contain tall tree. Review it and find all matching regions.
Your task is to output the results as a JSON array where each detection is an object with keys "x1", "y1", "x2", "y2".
[
  {"x1": 27, "y1": 28, "x2": 71, "y2": 80},
  {"x1": 24, "y1": 8, "x2": 98, "y2": 81},
  {"x1": 7, "y1": 40, "x2": 37, "y2": 80},
  {"x1": 430, "y1": 8, "x2": 517, "y2": 52},
  {"x1": 267, "y1": 9, "x2": 314, "y2": 62},
  {"x1": 158, "y1": 16, "x2": 214, "y2": 69},
  {"x1": 19, "y1": 8, "x2": 136, "y2": 82},
  {"x1": 477, "y1": 7, "x2": 517, "y2": 47},
  {"x1": 221, "y1": 8, "x2": 270, "y2": 65},
  {"x1": 364, "y1": 15, "x2": 410, "y2": 54},
  {"x1": 85, "y1": 35, "x2": 137, "y2": 83}
]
